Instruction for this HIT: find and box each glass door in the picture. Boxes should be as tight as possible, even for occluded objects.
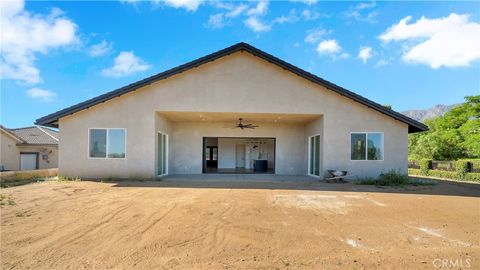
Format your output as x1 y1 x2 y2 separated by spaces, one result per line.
308 134 321 177
157 132 168 176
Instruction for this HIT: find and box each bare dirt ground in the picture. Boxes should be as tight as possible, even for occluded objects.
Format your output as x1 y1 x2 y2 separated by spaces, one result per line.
1 179 479 269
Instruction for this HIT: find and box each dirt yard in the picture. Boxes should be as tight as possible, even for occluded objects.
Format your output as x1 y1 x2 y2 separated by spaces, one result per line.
1 178 479 269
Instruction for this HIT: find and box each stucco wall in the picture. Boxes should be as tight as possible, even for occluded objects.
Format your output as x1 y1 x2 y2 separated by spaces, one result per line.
17 145 58 170
57 51 408 179
1 131 58 171
1 131 20 171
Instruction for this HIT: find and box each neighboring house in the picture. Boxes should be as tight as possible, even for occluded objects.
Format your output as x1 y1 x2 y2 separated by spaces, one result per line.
0 126 59 171
35 42 427 179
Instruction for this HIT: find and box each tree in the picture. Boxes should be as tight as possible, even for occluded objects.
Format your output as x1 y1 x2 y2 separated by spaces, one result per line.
408 95 480 160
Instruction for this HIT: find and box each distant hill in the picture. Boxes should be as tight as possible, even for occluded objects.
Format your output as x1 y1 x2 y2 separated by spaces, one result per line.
401 104 456 122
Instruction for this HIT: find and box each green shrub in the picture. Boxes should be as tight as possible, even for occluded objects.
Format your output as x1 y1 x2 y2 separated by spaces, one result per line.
57 176 81 182
420 159 432 175
377 170 411 185
464 173 480 182
427 170 461 180
357 170 435 186
455 160 471 178
355 177 378 185
356 170 410 186
408 168 421 176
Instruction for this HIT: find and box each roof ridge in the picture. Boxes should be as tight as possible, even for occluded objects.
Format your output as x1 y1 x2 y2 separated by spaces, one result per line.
35 42 427 133
9 126 37 131
36 125 59 141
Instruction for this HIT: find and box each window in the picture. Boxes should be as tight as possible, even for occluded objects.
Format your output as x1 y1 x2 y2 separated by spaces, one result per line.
351 132 383 161
157 132 168 176
89 129 126 158
308 134 321 176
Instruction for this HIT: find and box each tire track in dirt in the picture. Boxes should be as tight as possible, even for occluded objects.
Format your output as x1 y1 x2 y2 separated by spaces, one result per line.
139 204 178 235
61 204 133 246
204 191 236 257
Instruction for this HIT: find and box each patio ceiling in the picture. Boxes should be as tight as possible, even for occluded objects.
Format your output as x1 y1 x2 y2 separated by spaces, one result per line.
158 112 321 124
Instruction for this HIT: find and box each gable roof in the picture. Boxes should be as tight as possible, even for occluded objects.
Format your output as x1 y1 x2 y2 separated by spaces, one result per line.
35 42 427 133
0 125 25 143
7 126 58 145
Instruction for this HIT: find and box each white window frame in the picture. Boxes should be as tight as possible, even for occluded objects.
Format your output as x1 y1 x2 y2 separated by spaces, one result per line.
88 128 127 159
349 132 384 161
157 131 169 177
308 133 322 178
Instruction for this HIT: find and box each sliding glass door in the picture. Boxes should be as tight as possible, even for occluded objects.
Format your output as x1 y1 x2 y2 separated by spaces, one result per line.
157 132 168 176
308 134 321 176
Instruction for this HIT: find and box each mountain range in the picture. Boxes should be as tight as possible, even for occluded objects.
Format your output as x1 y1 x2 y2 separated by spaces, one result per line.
401 104 456 122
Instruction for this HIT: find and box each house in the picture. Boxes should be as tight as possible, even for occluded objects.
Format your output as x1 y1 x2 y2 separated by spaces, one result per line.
35 42 427 179
1 125 58 171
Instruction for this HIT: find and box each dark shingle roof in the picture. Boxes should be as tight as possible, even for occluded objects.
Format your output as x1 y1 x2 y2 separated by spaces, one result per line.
8 126 58 145
35 42 428 133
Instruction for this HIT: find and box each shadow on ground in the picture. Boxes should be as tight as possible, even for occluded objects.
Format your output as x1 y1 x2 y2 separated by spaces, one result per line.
108 174 480 198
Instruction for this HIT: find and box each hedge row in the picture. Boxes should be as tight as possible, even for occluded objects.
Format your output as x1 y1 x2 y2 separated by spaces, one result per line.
408 168 480 182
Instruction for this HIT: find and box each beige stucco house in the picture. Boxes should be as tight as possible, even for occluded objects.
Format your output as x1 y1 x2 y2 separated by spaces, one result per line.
1 126 58 171
35 43 426 179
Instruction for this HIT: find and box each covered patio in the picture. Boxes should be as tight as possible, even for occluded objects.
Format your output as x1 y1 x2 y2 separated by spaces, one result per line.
155 111 323 177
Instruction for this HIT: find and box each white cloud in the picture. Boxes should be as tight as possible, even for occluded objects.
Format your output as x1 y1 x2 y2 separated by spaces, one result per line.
0 0 78 84
205 3 247 29
301 9 320 21
88 40 113 57
27 88 57 102
290 0 317 5
346 1 377 23
317 39 341 54
358 46 373 63
244 17 271 32
206 13 225 29
273 9 299 24
101 51 151 77
210 0 232 10
379 13 480 69
316 39 349 59
120 0 140 4
247 0 269 16
226 4 247 18
304 28 331 44
162 0 202 11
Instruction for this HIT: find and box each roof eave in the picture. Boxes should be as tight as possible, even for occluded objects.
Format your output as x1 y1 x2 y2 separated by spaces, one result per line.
35 42 429 133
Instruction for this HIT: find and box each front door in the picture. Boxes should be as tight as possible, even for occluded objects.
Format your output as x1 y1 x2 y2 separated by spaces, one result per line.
20 153 38 171
205 146 218 168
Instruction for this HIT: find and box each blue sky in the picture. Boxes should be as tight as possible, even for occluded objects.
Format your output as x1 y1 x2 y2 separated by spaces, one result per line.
1 0 479 128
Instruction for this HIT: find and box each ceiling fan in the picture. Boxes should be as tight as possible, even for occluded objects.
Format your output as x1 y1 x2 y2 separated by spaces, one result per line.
235 118 259 129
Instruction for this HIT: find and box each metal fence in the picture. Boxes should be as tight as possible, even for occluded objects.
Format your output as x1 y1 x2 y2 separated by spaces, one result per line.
471 161 480 173
431 160 456 171
408 160 420 169
408 160 480 173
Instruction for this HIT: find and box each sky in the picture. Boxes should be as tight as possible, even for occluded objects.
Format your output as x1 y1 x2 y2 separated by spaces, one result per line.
1 0 480 128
